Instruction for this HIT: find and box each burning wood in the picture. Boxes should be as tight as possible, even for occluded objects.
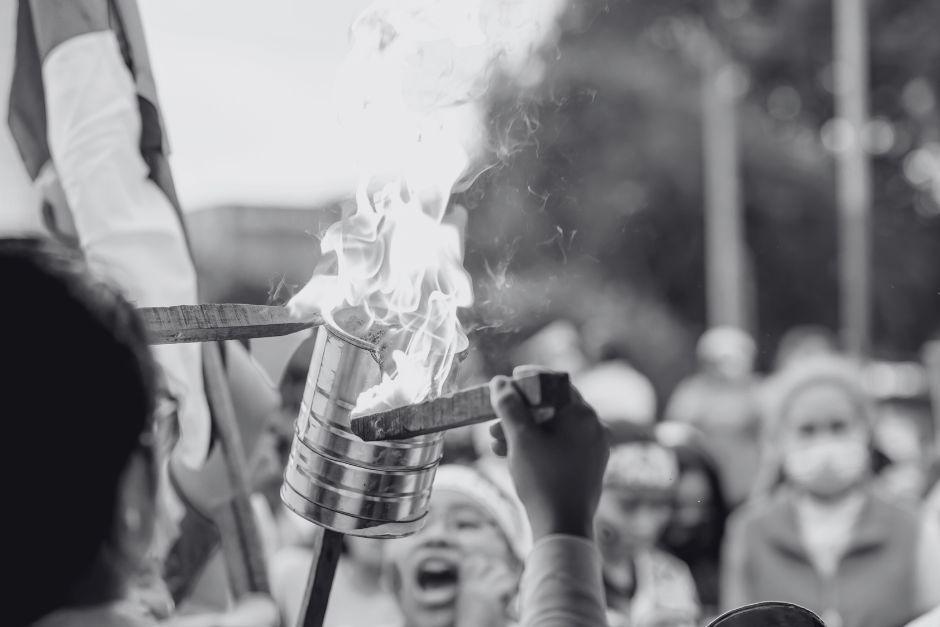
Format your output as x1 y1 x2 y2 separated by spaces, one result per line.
351 371 570 441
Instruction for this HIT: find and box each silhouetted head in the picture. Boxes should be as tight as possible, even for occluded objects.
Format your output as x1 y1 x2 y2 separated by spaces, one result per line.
2 238 157 624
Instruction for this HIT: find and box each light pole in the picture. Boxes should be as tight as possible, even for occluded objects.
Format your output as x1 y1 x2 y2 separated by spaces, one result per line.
833 0 873 359
702 35 747 332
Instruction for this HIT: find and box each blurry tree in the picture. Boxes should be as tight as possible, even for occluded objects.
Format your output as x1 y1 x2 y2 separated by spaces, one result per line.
463 0 940 394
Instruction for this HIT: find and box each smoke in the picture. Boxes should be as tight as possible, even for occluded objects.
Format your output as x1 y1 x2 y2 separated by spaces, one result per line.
288 0 568 411
336 0 568 196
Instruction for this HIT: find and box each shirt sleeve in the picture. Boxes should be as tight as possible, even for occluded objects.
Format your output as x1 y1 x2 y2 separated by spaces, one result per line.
720 510 752 612
905 605 940 627
41 29 211 468
914 490 940 612
519 534 609 627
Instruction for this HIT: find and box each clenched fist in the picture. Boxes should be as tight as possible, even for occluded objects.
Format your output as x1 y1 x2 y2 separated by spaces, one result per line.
488 366 610 541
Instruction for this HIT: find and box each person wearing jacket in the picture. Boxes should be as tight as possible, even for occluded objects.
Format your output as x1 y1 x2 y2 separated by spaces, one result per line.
722 356 940 627
657 423 730 621
596 429 700 627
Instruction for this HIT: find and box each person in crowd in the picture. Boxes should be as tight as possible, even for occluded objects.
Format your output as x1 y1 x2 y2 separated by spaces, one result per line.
574 360 659 427
7 239 611 626
574 359 697 624
288 365 612 627
6 237 158 626
867 361 935 505
511 319 591 376
596 427 700 627
664 326 763 507
722 355 940 627
4 238 278 627
773 325 839 371
906 476 940 627
656 423 730 621
382 463 529 627
488 368 611 626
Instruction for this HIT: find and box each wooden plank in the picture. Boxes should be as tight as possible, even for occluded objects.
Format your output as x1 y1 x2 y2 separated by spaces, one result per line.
141 304 321 344
350 372 570 441
296 528 345 627
201 342 270 596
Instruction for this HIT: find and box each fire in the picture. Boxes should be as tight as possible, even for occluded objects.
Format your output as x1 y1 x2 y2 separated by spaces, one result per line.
289 0 566 414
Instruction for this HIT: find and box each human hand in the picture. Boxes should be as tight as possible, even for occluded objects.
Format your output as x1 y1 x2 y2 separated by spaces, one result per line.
488 366 609 541
455 554 519 627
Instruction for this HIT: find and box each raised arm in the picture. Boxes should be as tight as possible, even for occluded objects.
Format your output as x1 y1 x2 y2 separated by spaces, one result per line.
489 368 611 627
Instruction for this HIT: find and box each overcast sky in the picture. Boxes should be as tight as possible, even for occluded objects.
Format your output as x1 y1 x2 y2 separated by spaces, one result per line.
139 0 371 210
0 0 371 228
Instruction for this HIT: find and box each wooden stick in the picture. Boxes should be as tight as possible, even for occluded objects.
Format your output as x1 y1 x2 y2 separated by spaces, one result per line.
296 528 345 627
201 343 270 596
141 304 321 344
351 372 570 441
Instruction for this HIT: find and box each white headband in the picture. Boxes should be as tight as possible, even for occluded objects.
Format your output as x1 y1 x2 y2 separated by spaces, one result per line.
433 463 530 560
605 442 679 492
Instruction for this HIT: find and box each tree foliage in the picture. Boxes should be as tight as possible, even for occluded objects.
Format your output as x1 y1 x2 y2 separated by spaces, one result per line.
464 0 940 391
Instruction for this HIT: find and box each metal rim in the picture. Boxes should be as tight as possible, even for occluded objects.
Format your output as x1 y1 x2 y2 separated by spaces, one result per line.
296 413 443 469
705 602 825 627
287 443 440 492
281 482 428 538
322 319 380 354
283 463 433 519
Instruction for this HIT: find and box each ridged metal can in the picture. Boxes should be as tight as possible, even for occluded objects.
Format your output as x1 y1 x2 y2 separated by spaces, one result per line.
281 324 443 537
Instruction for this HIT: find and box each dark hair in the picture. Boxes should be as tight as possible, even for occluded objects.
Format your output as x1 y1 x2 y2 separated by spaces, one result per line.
659 435 730 610
2 238 157 624
663 440 730 550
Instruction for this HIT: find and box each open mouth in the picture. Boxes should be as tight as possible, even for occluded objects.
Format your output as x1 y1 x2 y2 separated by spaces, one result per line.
412 556 459 607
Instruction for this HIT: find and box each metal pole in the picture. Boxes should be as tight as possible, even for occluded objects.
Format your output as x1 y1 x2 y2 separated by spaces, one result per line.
834 0 872 359
702 36 746 330
297 528 344 627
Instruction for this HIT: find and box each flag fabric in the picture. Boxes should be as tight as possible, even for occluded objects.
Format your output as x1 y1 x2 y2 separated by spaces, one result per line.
7 0 211 468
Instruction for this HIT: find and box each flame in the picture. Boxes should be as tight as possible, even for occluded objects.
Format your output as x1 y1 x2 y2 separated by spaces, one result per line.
289 0 566 414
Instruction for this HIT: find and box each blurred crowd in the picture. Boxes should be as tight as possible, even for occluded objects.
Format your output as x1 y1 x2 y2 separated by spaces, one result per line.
252 316 940 627
548 320 938 627
399 324 938 627
6 236 939 627
552 321 939 627
4 1 938 626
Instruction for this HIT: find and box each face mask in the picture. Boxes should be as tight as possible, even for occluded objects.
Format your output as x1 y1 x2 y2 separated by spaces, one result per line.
783 437 869 498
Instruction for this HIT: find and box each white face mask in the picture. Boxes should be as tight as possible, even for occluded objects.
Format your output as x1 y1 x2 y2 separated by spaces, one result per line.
783 437 869 498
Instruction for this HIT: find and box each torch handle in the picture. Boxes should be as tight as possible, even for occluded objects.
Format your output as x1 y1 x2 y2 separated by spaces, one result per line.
296 528 345 627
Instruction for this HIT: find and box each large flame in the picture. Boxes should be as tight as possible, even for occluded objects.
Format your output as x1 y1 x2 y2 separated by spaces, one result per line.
289 0 565 414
